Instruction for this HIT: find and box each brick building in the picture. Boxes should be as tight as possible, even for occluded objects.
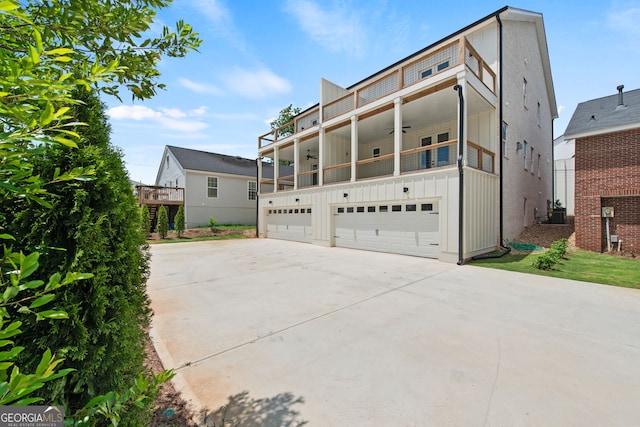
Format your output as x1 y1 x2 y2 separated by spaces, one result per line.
564 86 640 253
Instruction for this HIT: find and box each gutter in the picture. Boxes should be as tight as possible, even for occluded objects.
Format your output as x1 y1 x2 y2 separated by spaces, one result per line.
454 84 464 265
255 158 259 238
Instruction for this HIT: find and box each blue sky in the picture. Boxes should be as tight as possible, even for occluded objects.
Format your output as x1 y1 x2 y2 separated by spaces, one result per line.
104 0 640 185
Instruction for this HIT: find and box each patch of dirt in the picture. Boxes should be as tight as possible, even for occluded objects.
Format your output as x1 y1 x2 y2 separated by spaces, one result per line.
145 336 198 427
510 217 576 254
148 227 256 241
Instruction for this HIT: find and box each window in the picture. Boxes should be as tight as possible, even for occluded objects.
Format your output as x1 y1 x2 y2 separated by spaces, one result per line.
207 176 218 198
347 207 354 213
502 122 508 157
437 60 450 71
530 147 535 172
373 147 381 158
379 205 388 212
537 102 541 127
420 69 433 79
175 177 179 187
166 155 170 168
406 204 417 211
421 203 433 211
367 206 376 213
437 132 450 166
392 205 402 212
248 181 257 200
357 206 365 213
537 153 541 178
312 164 318 186
523 141 528 170
337 207 344 213
421 136 432 168
523 78 527 108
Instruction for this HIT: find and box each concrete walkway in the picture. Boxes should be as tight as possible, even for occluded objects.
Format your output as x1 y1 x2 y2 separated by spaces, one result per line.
148 239 640 426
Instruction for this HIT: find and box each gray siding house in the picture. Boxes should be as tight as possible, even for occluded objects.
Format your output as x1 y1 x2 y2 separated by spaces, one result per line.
155 146 278 227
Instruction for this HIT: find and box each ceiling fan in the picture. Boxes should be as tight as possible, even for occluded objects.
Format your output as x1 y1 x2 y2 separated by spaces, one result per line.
306 149 317 160
387 125 411 134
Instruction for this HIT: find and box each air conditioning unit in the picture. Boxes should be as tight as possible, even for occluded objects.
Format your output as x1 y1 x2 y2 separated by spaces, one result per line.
601 207 615 218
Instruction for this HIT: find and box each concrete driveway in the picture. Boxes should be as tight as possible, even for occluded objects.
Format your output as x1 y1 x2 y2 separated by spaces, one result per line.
148 239 640 426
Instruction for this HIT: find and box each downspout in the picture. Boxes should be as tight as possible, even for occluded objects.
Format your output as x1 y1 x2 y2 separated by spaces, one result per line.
454 84 464 265
497 12 505 247
255 158 259 238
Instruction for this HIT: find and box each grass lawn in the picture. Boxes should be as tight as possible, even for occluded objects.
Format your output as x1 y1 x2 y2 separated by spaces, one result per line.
470 249 640 289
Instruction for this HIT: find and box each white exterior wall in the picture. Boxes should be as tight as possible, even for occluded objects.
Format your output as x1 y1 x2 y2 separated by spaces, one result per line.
156 150 185 188
554 158 575 216
501 19 554 241
184 171 256 227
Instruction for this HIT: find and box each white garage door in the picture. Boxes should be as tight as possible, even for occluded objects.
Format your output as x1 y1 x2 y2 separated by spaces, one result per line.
266 207 312 243
334 202 440 258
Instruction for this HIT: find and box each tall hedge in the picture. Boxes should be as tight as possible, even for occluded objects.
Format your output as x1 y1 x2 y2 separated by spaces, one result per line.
3 90 152 421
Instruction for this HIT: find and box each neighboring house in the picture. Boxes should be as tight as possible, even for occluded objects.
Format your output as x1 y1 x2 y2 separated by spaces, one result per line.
564 85 640 253
150 146 285 228
257 6 557 263
553 135 575 216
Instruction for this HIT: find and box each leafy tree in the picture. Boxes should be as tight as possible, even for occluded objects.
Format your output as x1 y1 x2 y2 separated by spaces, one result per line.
0 0 201 423
157 206 169 239
4 89 155 423
175 204 185 237
270 104 301 138
141 205 151 236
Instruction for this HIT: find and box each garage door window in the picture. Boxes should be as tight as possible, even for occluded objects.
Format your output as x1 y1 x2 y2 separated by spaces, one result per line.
406 204 417 211
368 206 376 212
392 205 402 212
421 203 433 211
380 206 388 212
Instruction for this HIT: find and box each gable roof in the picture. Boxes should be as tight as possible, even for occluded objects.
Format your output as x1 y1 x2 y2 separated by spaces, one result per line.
163 146 291 180
564 88 640 139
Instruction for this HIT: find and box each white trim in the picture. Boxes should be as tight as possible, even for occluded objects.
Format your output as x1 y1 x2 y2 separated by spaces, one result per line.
206 176 219 199
565 122 640 140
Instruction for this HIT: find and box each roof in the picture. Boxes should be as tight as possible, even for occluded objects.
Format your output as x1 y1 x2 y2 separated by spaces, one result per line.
164 145 292 179
564 88 640 138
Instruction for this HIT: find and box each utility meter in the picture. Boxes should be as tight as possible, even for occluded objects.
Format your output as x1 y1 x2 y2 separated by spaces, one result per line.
601 207 615 218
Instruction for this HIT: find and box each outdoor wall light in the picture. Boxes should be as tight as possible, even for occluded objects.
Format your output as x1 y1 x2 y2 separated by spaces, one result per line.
268 200 273 204
295 198 299 202
403 187 409 193
343 193 348 198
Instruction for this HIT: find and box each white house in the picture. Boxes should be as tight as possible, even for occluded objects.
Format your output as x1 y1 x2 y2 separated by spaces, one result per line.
553 135 575 216
153 146 287 228
257 6 557 263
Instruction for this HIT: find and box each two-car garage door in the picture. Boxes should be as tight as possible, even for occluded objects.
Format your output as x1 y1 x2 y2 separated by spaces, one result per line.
334 201 440 258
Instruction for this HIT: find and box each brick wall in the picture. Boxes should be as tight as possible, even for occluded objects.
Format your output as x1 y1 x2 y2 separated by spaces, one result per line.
575 127 640 252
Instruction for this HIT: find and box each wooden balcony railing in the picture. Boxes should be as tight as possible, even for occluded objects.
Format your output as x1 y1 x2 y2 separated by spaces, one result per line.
136 186 184 205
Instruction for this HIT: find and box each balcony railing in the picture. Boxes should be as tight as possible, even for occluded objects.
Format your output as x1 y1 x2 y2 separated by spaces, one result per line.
298 170 318 188
259 36 495 148
401 140 457 173
136 186 184 205
356 153 394 180
323 163 351 184
467 141 495 173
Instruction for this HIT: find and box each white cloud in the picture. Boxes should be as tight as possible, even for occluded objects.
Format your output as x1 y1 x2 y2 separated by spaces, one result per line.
608 6 640 35
162 108 187 119
190 106 209 116
107 105 209 133
211 112 259 121
107 105 161 120
284 0 365 56
179 78 223 95
221 67 292 99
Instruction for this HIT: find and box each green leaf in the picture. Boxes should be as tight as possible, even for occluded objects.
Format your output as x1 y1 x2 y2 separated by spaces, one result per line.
39 102 54 126
2 287 18 303
29 294 55 309
45 48 75 56
28 45 40 65
35 349 52 376
0 234 15 240
0 1 20 12
52 136 78 148
36 310 68 320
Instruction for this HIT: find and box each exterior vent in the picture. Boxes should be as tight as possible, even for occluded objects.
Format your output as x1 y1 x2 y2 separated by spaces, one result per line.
615 85 627 111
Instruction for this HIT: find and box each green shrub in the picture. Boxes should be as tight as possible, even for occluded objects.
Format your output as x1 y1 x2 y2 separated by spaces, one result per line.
175 205 185 237
550 238 568 259
532 252 555 270
208 217 218 232
532 238 569 270
157 206 169 239
141 205 151 236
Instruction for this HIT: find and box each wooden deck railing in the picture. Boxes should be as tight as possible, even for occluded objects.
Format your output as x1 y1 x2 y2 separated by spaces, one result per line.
136 186 184 205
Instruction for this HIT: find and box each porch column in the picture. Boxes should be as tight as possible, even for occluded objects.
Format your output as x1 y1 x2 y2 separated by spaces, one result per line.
257 155 263 193
318 127 324 186
393 97 402 176
273 147 279 193
351 115 358 182
293 137 299 190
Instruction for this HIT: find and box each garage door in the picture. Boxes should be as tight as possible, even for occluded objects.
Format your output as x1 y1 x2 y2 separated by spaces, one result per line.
266 207 312 243
334 202 439 258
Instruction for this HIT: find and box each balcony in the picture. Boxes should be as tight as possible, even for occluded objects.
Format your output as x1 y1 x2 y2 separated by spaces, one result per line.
136 186 184 205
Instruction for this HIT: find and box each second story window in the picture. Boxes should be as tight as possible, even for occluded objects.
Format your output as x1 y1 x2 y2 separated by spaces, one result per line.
523 78 528 108
502 122 508 158
523 141 528 170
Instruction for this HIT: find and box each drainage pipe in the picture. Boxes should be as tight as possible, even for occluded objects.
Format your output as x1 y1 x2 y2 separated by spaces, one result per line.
497 13 505 247
454 84 464 265
255 158 260 238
